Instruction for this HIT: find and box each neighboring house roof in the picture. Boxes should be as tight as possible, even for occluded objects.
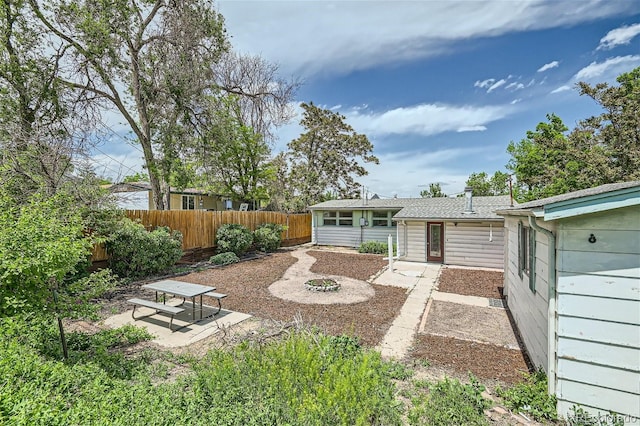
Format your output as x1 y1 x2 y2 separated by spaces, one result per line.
310 195 513 221
496 181 640 221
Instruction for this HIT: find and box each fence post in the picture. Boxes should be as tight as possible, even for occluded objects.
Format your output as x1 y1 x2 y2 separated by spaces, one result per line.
286 214 290 240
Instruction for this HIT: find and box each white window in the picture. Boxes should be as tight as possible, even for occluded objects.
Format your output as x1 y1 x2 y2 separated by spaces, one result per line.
323 211 353 226
372 211 397 227
182 195 195 210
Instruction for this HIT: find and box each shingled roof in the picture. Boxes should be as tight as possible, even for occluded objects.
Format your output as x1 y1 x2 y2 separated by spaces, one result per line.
310 195 513 220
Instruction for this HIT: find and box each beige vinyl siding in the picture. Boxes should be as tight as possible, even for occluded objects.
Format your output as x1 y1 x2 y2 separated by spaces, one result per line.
555 206 640 419
404 221 427 262
503 216 553 371
444 222 504 269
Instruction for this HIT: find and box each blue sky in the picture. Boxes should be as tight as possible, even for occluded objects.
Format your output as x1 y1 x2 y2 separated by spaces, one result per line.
95 0 640 198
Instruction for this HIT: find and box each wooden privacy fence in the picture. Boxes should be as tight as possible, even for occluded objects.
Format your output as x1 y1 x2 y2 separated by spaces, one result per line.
91 210 312 262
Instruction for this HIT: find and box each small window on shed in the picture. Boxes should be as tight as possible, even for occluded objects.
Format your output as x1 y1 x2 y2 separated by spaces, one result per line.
517 221 536 293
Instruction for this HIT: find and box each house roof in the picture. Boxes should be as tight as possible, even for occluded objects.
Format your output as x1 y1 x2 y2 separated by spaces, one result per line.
497 181 640 220
310 195 513 220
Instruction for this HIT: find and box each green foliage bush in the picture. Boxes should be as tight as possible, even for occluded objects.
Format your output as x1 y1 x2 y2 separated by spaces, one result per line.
0 321 404 425
210 252 240 266
408 375 491 425
0 192 97 316
106 219 183 279
358 240 388 254
215 223 253 256
496 369 557 422
253 223 284 252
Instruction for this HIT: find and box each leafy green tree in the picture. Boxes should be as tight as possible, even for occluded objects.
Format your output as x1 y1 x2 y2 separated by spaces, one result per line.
197 96 273 205
420 183 445 198
507 114 586 201
465 171 510 196
574 67 640 183
287 102 379 208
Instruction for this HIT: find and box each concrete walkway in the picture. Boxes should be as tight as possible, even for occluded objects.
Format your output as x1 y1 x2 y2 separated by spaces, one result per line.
374 261 440 359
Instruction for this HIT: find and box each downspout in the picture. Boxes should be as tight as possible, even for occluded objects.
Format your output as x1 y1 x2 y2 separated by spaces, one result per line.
528 215 557 395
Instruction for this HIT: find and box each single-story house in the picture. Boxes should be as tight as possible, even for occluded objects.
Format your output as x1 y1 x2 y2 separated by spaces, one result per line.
496 181 640 420
107 182 241 211
309 188 513 269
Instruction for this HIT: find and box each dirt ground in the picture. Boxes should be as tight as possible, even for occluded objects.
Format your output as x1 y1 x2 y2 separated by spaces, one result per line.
410 267 532 388
98 249 531 383
437 266 504 299
99 249 406 347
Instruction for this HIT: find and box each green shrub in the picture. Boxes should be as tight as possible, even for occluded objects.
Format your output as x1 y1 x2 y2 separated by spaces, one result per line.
210 252 240 266
193 331 404 425
215 223 253 256
496 369 557 421
408 375 491 425
0 323 403 425
253 223 284 252
106 219 183 279
359 240 388 254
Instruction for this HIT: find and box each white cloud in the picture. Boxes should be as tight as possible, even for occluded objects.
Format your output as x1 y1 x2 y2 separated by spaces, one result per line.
505 82 525 91
574 55 640 81
345 103 510 137
487 79 507 93
218 0 636 77
597 23 640 50
457 125 487 132
360 150 478 197
510 98 522 105
550 85 571 94
474 78 495 89
537 60 560 72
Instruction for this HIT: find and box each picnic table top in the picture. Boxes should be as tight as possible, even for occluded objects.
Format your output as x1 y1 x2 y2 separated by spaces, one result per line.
143 280 215 298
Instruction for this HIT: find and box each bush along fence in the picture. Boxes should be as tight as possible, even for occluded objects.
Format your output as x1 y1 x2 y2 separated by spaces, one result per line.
91 210 312 262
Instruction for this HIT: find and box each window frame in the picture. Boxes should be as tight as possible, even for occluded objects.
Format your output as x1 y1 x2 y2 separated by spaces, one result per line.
517 220 536 293
322 211 353 226
371 210 397 227
182 194 195 210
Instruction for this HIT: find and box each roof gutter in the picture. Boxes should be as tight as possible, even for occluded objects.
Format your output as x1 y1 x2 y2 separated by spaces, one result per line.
528 215 557 396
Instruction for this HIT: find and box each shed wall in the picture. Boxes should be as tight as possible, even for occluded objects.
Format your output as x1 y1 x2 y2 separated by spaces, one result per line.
555 205 640 419
502 216 553 372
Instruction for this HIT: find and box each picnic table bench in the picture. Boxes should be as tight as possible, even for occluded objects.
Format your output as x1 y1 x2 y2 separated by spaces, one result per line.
128 298 185 331
204 292 227 315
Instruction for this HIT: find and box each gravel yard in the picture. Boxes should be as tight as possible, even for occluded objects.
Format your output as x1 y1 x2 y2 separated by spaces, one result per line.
101 249 406 347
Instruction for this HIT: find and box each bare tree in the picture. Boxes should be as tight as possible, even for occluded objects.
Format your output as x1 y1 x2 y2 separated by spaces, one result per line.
213 51 299 142
27 0 229 209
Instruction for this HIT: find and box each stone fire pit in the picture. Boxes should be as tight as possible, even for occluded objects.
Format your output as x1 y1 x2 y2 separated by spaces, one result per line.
304 278 341 292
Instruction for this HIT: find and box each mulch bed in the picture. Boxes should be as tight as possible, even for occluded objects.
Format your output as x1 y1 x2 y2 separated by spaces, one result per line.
307 250 388 281
437 267 504 299
174 250 406 347
410 334 531 385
